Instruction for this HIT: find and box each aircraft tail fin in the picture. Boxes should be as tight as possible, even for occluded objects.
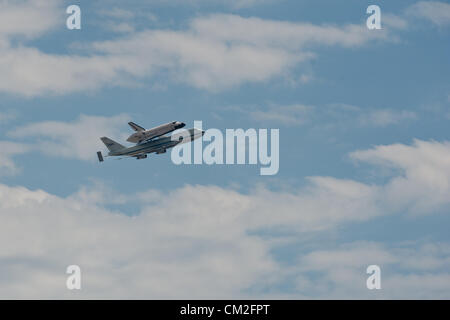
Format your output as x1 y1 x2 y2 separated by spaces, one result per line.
128 122 145 132
100 137 125 152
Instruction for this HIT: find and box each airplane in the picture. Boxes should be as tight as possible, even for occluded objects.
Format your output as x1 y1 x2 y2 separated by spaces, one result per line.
97 121 204 162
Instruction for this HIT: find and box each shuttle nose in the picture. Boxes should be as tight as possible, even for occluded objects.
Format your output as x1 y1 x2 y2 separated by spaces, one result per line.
176 122 186 129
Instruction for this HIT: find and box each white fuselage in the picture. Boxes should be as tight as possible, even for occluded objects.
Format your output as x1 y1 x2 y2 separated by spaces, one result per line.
127 121 185 143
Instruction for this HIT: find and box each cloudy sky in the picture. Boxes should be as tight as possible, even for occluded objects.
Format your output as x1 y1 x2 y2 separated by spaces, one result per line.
0 0 449 299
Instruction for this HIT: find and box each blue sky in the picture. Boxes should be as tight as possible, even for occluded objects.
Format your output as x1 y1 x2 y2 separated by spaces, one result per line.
0 0 449 298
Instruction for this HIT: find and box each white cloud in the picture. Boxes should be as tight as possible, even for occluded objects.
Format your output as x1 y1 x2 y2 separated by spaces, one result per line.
230 104 314 126
229 103 416 127
188 14 387 48
1 138 450 298
0 47 144 96
0 183 276 299
0 0 61 41
250 105 312 126
407 1 450 26
0 1 390 96
322 104 417 128
205 0 275 9
0 180 449 298
97 7 157 34
225 0 273 9
99 7 136 20
383 13 409 30
108 22 135 34
294 241 450 299
0 141 29 176
8 114 130 161
358 109 417 127
113 0 277 10
351 139 450 214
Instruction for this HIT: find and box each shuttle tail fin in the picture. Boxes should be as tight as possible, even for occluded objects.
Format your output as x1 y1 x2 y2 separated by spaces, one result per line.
128 122 145 132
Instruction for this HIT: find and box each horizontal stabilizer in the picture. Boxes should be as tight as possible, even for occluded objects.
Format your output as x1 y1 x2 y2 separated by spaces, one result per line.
128 122 145 132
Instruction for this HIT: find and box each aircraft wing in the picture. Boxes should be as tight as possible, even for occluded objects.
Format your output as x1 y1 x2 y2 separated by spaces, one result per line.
128 122 145 132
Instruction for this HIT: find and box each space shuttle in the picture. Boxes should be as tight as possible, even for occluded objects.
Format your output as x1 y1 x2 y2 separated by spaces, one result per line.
126 121 185 144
